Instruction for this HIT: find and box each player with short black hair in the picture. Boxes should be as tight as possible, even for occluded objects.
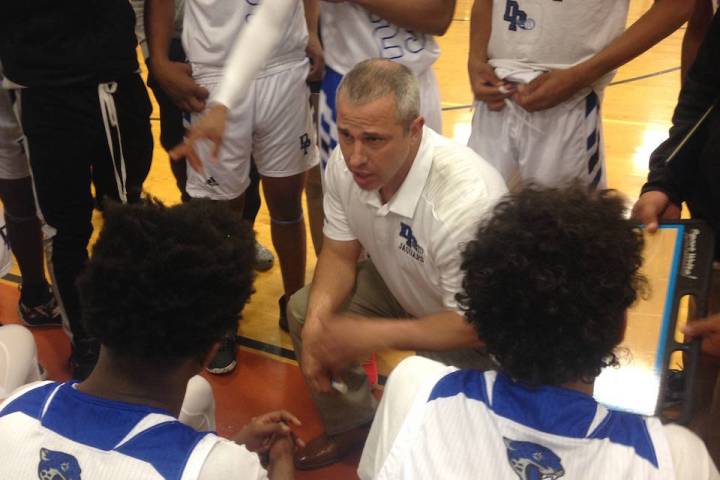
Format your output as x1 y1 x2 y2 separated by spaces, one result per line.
0 200 299 479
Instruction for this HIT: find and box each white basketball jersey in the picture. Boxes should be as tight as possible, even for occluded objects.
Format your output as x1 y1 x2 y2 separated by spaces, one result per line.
0 382 221 479
487 0 629 90
320 3 440 76
376 370 677 479
183 0 307 73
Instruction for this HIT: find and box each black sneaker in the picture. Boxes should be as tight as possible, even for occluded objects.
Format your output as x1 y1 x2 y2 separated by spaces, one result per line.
206 334 237 374
278 296 288 332
69 339 100 381
18 287 63 327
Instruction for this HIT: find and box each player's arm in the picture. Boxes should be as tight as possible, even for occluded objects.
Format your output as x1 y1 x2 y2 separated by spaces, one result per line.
145 0 209 112
515 0 692 111
169 0 297 170
304 0 324 82
634 12 720 231
468 0 513 110
681 0 715 83
336 0 456 35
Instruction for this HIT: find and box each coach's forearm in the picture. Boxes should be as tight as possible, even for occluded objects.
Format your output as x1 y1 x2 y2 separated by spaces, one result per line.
381 311 483 352
352 0 456 36
305 237 361 330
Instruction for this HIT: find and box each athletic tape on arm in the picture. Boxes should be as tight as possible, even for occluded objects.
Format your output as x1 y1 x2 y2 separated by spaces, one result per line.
213 0 297 110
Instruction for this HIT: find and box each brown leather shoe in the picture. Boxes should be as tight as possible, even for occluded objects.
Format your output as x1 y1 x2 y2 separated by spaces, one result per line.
294 425 371 470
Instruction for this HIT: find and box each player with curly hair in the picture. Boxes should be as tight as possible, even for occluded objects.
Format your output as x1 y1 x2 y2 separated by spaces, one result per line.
0 199 301 479
359 184 719 479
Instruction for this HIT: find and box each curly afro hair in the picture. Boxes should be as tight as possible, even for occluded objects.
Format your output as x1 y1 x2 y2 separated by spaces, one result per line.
77 199 255 364
457 184 646 387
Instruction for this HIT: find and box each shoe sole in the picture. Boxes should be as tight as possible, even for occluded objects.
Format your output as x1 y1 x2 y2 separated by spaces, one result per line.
17 305 62 328
206 359 237 375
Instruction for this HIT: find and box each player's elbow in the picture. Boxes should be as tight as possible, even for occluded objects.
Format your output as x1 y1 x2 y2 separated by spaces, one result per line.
428 4 455 36
658 0 693 24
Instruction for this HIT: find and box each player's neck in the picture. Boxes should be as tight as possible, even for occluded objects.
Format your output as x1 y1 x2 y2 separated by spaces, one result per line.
562 380 595 396
77 347 198 417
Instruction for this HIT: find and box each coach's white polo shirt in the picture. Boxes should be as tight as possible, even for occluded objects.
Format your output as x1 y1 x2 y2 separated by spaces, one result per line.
324 126 507 318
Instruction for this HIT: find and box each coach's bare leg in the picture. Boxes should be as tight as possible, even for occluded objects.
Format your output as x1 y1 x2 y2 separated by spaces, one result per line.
262 172 307 297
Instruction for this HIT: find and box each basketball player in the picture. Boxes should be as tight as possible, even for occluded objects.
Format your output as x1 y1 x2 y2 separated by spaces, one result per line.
359 185 719 479
0 1 154 380
0 65 61 327
0 200 300 479
316 0 456 170
147 0 320 372
467 0 691 189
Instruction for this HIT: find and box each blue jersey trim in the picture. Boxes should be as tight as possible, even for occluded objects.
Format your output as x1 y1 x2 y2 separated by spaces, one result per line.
115 421 208 479
0 382 57 419
428 370 659 468
1 381 210 477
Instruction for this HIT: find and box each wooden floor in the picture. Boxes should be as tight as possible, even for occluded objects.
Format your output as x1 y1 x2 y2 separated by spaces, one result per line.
0 1 689 478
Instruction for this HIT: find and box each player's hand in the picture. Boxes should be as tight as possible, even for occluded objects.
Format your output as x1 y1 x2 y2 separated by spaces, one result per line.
631 190 681 233
468 58 514 111
513 67 586 112
151 60 209 113
233 410 304 453
268 432 295 463
306 32 325 82
684 314 720 358
169 103 228 174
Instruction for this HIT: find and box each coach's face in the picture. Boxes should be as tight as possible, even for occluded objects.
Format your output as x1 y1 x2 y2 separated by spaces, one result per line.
336 92 423 201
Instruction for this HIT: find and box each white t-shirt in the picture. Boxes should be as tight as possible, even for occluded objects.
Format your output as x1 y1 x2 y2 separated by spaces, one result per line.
360 357 720 480
183 0 307 79
487 0 629 91
0 381 268 479
320 3 440 77
323 127 507 317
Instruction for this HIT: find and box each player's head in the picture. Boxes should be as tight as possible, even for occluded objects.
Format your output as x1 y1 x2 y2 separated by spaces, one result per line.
457 184 646 387
336 59 424 193
77 199 255 369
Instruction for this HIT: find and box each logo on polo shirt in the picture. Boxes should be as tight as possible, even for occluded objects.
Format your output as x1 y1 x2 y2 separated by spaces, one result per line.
398 222 424 263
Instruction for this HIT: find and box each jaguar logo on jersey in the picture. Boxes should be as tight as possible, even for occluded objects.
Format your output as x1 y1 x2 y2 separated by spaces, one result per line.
504 438 565 480
503 1 535 31
398 222 424 263
38 448 82 480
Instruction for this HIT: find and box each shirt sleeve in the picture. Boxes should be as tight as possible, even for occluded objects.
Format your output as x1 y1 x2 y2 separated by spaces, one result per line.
197 439 269 480
322 147 357 242
641 11 720 204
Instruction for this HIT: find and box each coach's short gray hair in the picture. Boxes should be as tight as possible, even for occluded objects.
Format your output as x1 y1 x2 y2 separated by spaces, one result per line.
337 59 421 130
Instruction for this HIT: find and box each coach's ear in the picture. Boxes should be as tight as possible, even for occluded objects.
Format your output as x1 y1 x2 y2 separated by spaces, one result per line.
409 115 424 140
